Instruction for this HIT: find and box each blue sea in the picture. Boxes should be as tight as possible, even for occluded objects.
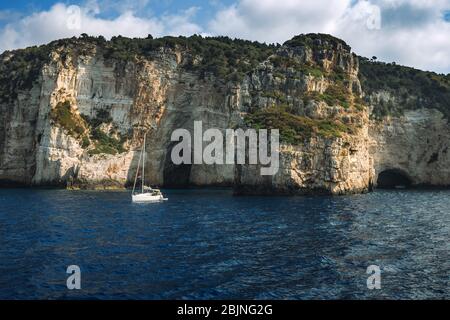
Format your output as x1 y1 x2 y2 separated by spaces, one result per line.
0 188 448 299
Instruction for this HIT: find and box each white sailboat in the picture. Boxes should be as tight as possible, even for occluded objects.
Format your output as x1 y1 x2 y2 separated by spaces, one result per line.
132 132 167 203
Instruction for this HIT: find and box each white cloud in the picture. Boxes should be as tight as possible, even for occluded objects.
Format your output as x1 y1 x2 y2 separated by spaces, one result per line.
160 7 203 36
208 0 450 73
336 1 450 73
0 2 202 53
209 0 351 44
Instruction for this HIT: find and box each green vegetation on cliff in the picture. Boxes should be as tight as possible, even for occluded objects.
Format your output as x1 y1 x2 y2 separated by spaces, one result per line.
81 109 113 128
51 101 87 138
4 32 448 143
101 35 277 81
51 102 126 155
269 55 325 78
359 57 450 119
88 128 126 156
304 85 351 109
0 34 276 87
284 33 351 52
244 106 353 144
0 45 51 102
81 109 126 155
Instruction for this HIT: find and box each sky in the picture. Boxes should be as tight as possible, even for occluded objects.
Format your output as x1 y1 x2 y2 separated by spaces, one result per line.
0 0 449 74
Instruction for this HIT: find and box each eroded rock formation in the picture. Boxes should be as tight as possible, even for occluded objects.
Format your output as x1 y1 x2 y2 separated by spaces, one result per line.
0 34 448 193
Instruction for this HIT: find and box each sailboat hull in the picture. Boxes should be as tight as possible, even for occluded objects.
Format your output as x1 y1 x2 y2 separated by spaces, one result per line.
132 193 164 203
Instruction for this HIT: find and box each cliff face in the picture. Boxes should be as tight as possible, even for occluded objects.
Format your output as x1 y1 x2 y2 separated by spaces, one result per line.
368 105 450 187
0 34 449 193
359 58 450 188
0 37 241 188
235 35 374 194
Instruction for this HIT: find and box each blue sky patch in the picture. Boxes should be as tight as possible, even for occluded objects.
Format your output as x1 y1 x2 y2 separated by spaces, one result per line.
443 10 450 21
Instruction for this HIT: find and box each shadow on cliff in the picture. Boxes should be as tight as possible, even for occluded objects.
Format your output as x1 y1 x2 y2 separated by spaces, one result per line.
162 140 192 188
124 127 192 190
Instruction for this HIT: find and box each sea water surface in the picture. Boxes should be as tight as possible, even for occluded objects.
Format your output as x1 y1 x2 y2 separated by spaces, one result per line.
0 188 448 299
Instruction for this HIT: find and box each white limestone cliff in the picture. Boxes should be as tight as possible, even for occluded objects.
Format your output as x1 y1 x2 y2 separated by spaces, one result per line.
0 36 449 194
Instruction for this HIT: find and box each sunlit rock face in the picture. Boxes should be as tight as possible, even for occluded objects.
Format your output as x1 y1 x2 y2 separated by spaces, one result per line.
0 34 449 193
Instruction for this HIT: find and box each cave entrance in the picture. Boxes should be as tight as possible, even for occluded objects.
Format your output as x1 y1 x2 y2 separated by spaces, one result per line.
163 141 192 188
377 169 412 189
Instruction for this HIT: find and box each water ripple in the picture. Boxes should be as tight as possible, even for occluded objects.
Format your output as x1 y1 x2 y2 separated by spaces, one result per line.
0 188 448 299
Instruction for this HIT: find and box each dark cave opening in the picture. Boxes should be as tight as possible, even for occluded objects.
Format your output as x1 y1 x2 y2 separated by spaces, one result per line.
162 141 192 188
377 169 412 189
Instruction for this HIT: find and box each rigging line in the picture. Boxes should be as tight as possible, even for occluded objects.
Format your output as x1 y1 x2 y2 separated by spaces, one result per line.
142 132 146 193
132 139 143 195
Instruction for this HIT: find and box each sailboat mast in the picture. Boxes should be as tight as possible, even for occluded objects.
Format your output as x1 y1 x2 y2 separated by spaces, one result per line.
142 133 146 193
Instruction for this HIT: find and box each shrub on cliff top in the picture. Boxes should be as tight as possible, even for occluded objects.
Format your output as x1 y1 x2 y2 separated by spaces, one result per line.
0 45 51 102
101 35 277 81
284 33 351 52
359 57 450 119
